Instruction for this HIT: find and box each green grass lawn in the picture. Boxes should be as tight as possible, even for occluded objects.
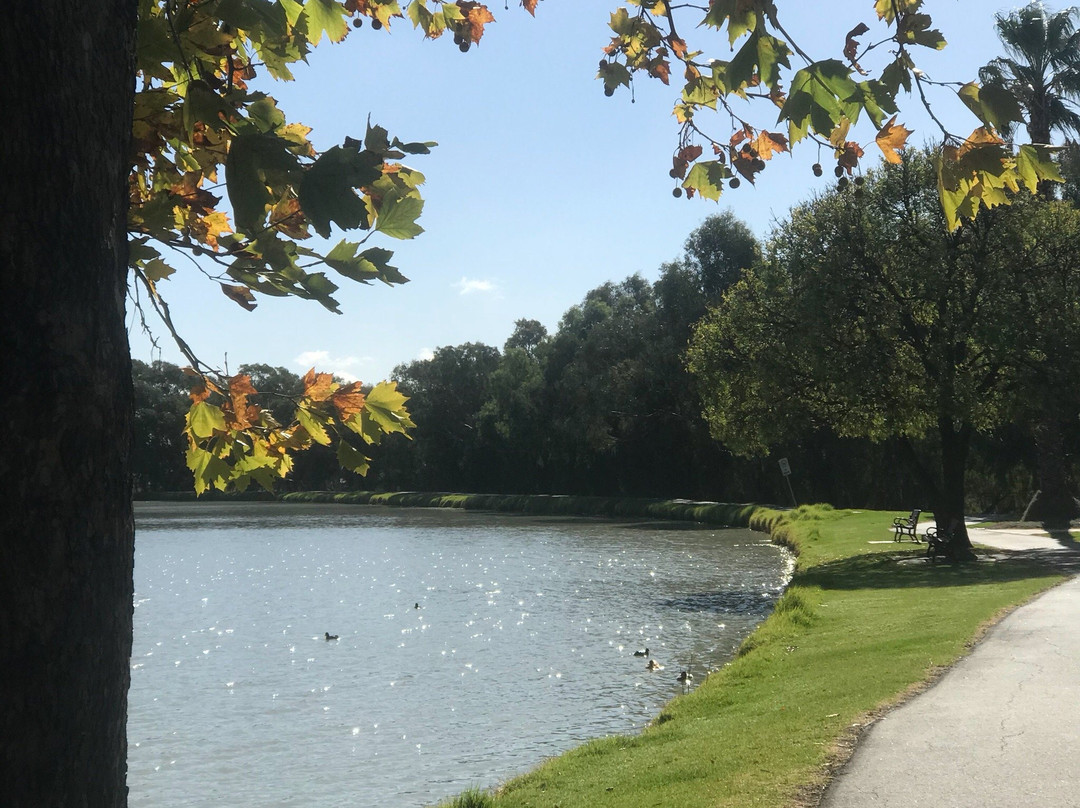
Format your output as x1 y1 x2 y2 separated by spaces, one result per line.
439 505 1067 808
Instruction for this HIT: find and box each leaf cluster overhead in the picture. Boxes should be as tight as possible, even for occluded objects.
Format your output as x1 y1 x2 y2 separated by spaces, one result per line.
130 0 538 491
600 0 1063 228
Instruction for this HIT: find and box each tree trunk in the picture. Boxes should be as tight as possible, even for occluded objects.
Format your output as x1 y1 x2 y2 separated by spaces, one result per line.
935 419 973 552
0 3 137 806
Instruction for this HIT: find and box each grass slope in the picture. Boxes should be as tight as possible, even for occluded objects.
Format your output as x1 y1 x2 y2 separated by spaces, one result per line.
431 505 1065 808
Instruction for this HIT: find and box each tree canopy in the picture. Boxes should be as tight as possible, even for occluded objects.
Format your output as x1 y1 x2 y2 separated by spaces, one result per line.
687 151 1080 539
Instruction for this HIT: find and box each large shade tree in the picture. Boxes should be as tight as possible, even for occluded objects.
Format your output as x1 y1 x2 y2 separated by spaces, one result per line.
688 153 1080 548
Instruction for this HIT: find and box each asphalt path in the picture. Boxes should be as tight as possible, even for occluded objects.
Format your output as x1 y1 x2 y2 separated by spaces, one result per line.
820 527 1080 808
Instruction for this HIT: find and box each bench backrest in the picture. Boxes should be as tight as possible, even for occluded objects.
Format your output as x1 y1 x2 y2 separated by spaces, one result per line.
909 508 921 521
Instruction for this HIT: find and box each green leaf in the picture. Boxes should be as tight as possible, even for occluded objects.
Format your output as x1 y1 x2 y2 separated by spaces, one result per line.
143 257 176 282
337 440 371 475
279 0 305 27
187 401 226 439
186 445 232 495
362 381 414 437
849 80 898 129
182 80 236 136
1016 144 1064 193
226 133 302 233
300 272 342 312
296 405 332 445
756 34 791 89
128 238 161 263
407 0 435 32
979 84 1024 133
375 190 425 239
248 97 287 133
300 0 349 45
298 146 382 238
703 0 757 45
391 137 437 155
365 121 392 154
727 31 759 93
683 161 731 201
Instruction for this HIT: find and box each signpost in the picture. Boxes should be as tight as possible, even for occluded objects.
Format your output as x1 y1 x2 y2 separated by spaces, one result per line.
778 457 797 507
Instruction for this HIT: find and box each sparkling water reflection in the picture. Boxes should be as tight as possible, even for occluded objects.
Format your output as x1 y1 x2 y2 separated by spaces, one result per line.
129 502 791 807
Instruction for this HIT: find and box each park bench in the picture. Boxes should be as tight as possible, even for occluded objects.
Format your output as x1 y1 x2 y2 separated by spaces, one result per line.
892 509 922 542
924 521 961 563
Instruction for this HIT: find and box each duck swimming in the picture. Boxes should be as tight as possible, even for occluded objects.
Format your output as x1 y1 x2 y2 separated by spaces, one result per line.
325 632 339 641
677 670 693 683
633 648 650 657
646 659 663 671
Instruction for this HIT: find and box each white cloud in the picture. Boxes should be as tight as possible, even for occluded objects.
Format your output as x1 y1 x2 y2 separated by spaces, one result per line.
293 350 373 383
454 277 496 295
417 348 435 362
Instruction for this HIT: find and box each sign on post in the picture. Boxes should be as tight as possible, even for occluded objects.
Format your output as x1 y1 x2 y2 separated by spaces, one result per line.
778 457 797 507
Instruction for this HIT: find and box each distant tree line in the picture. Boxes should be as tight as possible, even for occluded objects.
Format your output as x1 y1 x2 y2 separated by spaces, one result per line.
134 198 1080 513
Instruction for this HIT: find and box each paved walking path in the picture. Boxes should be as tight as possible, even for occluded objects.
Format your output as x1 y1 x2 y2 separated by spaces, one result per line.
821 527 1080 808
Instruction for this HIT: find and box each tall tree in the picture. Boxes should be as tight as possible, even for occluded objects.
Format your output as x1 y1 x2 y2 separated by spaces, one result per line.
688 153 1080 548
981 1 1080 520
392 343 502 491
2 3 137 804
980 2 1080 158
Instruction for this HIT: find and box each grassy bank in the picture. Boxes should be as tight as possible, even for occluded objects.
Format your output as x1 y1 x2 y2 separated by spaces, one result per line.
282 490 761 526
415 504 1065 808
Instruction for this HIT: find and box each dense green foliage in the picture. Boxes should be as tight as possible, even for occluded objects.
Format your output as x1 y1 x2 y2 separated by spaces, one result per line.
688 152 1080 536
136 194 1079 514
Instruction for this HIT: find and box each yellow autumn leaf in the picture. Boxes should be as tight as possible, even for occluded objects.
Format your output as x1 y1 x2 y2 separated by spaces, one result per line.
753 130 788 161
828 118 851 150
875 115 912 164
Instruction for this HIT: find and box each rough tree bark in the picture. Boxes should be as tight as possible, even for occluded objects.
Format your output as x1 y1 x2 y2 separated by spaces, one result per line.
0 2 138 806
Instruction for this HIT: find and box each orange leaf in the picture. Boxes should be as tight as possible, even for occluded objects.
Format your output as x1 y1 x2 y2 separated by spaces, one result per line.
331 382 367 419
837 141 865 170
302 368 336 402
229 373 258 396
189 382 211 404
226 374 257 430
753 130 788 161
459 1 495 42
678 144 704 163
522 0 539 15
670 36 687 60
649 57 671 85
875 115 912 164
270 197 310 240
958 126 1005 156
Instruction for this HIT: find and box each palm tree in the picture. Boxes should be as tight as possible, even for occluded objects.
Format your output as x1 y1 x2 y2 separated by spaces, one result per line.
980 2 1080 161
981 3 1080 523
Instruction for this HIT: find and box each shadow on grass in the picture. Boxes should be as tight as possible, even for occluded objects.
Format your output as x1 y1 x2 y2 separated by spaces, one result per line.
798 548 1077 591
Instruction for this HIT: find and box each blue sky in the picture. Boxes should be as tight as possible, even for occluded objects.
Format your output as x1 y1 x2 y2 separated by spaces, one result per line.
129 0 1009 383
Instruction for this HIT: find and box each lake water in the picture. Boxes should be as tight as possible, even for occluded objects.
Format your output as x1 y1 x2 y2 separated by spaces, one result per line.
128 502 792 807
